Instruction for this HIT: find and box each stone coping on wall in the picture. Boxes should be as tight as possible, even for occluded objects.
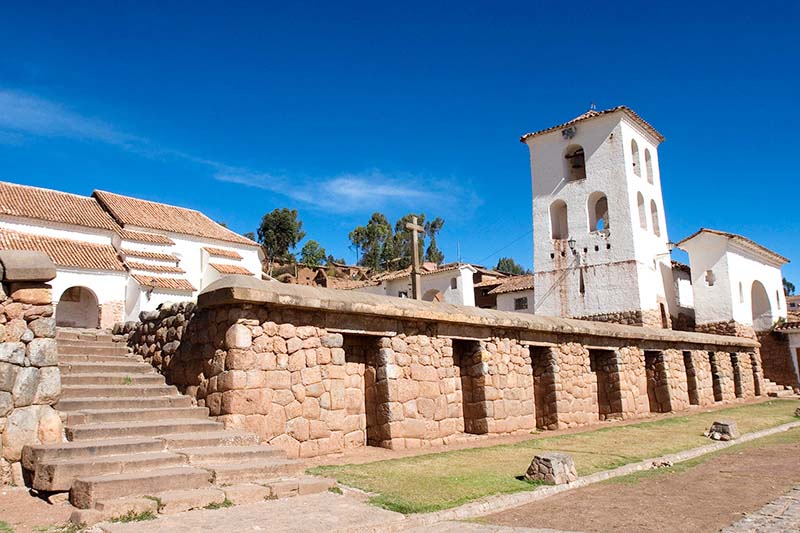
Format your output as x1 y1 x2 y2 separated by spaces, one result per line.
198 276 758 351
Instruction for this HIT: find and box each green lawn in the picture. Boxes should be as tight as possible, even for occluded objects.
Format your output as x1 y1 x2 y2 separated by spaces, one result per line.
309 399 800 513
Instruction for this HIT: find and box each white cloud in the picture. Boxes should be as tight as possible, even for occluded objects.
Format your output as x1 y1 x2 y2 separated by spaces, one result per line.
0 88 479 216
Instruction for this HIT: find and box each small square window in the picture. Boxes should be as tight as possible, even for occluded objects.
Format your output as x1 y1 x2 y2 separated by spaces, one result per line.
514 297 528 310
450 278 458 289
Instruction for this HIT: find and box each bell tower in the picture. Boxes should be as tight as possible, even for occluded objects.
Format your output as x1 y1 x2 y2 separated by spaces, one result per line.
521 106 674 327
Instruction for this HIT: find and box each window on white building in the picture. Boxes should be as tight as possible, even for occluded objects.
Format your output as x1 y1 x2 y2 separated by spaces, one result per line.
705 270 716 287
564 145 586 181
739 282 744 303
645 149 654 184
450 277 458 289
650 200 661 236
588 192 609 232
631 139 641 177
550 199 569 240
514 297 528 310
637 192 647 229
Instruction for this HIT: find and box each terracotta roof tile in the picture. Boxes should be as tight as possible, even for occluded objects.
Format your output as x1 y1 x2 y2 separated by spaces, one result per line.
520 106 665 143
209 263 253 275
0 181 120 231
474 278 505 288
203 246 243 260
93 190 259 247
126 261 186 274
0 229 124 271
488 275 535 295
131 274 195 291
120 249 179 262
118 229 174 245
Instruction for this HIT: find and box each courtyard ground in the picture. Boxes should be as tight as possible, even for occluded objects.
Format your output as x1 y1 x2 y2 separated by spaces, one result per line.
310 399 800 513
479 427 800 532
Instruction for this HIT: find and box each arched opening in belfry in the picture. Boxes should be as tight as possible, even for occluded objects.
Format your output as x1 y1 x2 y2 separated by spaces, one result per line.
637 192 647 230
56 286 99 329
650 200 661 236
564 144 586 181
587 192 609 232
631 139 641 177
645 148 654 183
751 280 773 331
550 200 569 240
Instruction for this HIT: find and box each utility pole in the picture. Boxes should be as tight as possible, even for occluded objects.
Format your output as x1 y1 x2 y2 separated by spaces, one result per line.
405 216 424 299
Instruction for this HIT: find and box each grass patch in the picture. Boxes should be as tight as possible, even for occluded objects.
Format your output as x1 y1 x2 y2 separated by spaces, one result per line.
34 524 86 533
0 521 13 533
143 495 164 512
109 510 157 523
123 376 133 385
328 486 343 495
309 399 799 514
204 499 234 510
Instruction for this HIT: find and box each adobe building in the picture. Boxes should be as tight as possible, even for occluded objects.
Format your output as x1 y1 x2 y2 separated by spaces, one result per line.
0 181 262 329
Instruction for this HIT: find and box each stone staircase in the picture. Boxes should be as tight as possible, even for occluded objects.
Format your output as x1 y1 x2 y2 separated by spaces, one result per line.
22 330 332 524
763 377 797 398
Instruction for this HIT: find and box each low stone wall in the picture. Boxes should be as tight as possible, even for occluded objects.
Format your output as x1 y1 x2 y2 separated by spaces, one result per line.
121 277 763 458
0 252 62 485
757 331 799 389
696 320 757 340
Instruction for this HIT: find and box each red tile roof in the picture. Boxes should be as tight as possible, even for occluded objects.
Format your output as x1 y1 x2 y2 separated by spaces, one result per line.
126 261 185 274
488 275 535 295
209 263 253 275
520 106 665 143
93 190 258 247
0 181 119 231
119 249 179 263
203 246 243 260
0 228 124 272
131 274 195 291
118 229 174 245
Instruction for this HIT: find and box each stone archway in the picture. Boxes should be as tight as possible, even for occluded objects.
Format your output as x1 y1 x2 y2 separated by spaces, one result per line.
56 286 99 328
751 281 773 331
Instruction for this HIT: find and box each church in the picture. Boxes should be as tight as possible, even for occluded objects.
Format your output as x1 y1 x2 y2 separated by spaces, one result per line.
0 181 263 329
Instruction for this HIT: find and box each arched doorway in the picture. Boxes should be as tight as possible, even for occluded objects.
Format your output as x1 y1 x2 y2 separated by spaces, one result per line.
422 289 444 302
751 281 773 331
56 286 99 328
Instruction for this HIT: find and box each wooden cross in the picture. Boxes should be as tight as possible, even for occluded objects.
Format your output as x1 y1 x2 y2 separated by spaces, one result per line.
405 216 424 300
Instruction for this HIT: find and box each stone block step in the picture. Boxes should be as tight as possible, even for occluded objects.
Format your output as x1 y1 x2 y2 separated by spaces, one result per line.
58 345 130 356
161 430 260 449
22 437 165 471
33 451 187 491
61 384 176 399
175 445 284 465
70 466 213 509
59 362 154 375
66 406 210 425
61 373 165 386
66 419 224 441
206 459 304 484
56 395 193 411
58 338 120 348
58 354 139 364
768 389 795 398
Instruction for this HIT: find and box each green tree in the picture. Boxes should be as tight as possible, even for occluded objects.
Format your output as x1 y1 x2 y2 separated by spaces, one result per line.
495 257 529 275
257 208 306 265
783 277 796 296
299 240 327 266
349 213 393 271
243 231 256 241
424 217 445 265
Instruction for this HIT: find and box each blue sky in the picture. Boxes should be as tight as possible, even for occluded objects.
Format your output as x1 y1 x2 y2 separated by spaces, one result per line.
1 2 798 282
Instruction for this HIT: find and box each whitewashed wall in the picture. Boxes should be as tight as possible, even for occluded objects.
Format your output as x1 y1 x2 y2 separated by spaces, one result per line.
496 290 535 314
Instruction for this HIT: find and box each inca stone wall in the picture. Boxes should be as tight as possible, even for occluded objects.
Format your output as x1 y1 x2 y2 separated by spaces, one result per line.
119 277 764 458
757 331 799 389
0 252 62 485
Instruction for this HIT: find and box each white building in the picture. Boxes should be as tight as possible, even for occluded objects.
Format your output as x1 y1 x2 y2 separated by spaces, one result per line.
0 181 263 328
522 106 674 327
677 228 788 332
352 263 477 306
489 275 535 314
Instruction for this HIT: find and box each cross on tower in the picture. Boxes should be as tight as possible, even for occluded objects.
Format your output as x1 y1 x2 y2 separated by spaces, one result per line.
405 216 424 300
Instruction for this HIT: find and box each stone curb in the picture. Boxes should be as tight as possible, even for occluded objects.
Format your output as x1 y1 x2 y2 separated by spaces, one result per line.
401 420 800 529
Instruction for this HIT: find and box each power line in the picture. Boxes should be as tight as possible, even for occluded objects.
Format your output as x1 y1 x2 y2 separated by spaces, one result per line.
474 228 533 265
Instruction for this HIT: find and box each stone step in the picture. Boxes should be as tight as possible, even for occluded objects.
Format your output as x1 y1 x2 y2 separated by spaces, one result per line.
66 407 210 425
175 445 284 465
56 395 193 411
58 354 139 364
70 466 213 509
61 373 165 386
22 437 166 471
66 419 224 441
58 339 120 348
768 389 796 398
59 362 154 375
56 331 113 343
161 430 261 449
206 459 304 484
58 345 130 356
61 384 176 399
33 451 187 492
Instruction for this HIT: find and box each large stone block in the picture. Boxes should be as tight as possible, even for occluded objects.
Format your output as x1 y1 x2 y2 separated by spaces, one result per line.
0 391 12 417
27 317 56 339
524 453 578 485
3 321 27 343
12 367 38 407
2 405 40 461
0 343 25 366
225 324 252 350
27 338 57 367
33 367 60 405
8 285 51 305
707 420 739 441
0 251 56 282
